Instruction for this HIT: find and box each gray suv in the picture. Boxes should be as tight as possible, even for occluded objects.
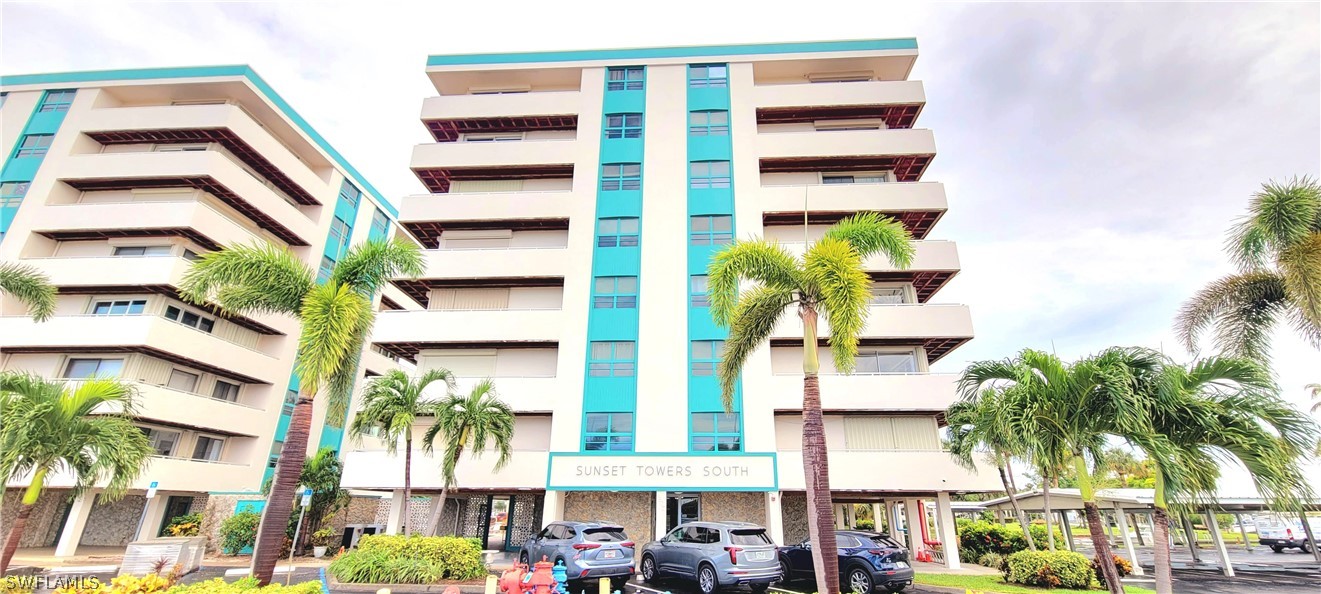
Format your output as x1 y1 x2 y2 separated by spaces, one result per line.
520 521 634 589
640 521 779 594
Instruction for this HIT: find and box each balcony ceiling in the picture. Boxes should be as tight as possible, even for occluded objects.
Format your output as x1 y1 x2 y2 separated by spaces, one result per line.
0 345 270 384
756 104 922 129
412 165 574 193
36 226 222 251
402 217 569 249
424 115 578 142
61 177 308 246
372 340 558 363
869 271 957 302
759 155 933 182
770 336 969 363
86 129 319 205
390 276 564 307
762 210 945 240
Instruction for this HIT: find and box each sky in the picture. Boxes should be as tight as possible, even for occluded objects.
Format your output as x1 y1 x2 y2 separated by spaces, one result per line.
3 1 1320 482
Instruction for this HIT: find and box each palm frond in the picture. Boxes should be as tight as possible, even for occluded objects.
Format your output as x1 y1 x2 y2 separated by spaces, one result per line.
1280 232 1321 338
331 239 425 297
1228 176 1321 269
0 262 56 322
715 285 794 411
822 212 915 266
178 242 313 316
804 237 871 373
295 283 370 398
1175 271 1289 359
322 299 376 426
707 240 801 327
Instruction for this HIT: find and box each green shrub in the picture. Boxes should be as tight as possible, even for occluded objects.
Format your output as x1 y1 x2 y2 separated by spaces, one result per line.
977 552 1004 570
164 513 202 537
330 535 485 583
1004 550 1096 589
956 520 1066 561
1091 554 1133 583
166 577 322 594
855 518 875 530
218 511 261 555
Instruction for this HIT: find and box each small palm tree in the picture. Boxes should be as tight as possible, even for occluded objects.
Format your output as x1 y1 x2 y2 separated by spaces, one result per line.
0 372 155 573
709 212 913 594
349 369 456 534
1128 356 1318 594
420 379 514 536
946 387 1037 551
179 239 422 584
0 261 56 321
1177 177 1321 360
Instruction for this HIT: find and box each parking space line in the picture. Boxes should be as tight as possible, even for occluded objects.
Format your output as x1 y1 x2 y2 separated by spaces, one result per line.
769 587 806 594
626 583 669 594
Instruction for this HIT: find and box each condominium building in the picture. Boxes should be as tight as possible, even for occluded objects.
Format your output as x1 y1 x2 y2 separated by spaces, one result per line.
343 39 998 567
0 67 414 555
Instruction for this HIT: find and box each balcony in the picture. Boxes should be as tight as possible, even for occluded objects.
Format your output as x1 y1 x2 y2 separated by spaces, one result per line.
425 246 569 281
760 372 959 411
752 80 925 111
79 103 325 202
777 240 959 274
400 190 577 225
451 376 559 412
758 182 947 216
56 150 316 246
25 255 193 289
371 309 564 345
0 314 284 384
7 455 256 493
421 91 582 122
410 139 577 171
362 345 405 376
340 448 548 490
756 128 936 161
27 199 267 250
770 304 973 361
775 450 1001 492
81 380 268 437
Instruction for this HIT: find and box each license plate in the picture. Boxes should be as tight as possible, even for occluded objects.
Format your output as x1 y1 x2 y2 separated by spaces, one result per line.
603 550 619 559
895 561 909 568
750 551 771 560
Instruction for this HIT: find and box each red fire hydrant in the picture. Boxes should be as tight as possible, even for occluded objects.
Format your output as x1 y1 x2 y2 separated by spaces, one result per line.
527 558 558 594
498 562 529 594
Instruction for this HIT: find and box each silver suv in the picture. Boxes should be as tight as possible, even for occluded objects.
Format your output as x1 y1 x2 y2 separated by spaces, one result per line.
520 521 635 589
640 521 779 594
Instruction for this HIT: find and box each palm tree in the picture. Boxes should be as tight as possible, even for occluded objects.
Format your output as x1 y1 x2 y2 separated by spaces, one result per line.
0 261 56 321
349 369 455 534
1126 355 1318 594
946 387 1037 550
179 239 422 584
419 379 514 536
1177 177 1321 360
1308 383 1321 414
710 212 914 594
0 372 155 573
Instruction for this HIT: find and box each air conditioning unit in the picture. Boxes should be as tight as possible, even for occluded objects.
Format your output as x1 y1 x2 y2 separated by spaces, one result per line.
340 524 388 549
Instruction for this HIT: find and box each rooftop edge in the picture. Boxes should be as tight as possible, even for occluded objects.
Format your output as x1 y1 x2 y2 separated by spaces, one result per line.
426 38 919 67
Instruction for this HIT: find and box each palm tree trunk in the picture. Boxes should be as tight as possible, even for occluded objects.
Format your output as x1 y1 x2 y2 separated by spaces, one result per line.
425 487 450 536
251 395 314 585
1042 476 1057 551
997 453 1035 551
0 467 47 574
799 305 840 594
1152 470 1173 594
402 435 412 535
1075 456 1122 594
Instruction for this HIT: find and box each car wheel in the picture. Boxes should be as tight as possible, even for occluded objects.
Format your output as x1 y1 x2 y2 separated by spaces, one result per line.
778 558 792 584
697 564 719 594
1271 545 1284 553
1302 541 1313 554
641 555 658 583
846 566 873 594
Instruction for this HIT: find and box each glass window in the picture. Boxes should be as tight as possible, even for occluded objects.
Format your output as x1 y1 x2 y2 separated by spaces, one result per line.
211 380 240 402
139 427 181 457
604 113 643 139
588 341 636 377
63 358 124 379
690 340 726 376
318 255 335 283
729 529 773 545
822 172 891 184
689 64 729 88
282 389 298 416
690 215 733 245
167 369 200 392
113 246 171 256
91 299 146 315
583 412 634 451
338 182 362 208
689 110 729 136
691 412 741 452
869 286 908 305
192 436 224 461
854 351 919 374
370 208 390 240
15 134 54 158
597 217 640 248
164 305 215 333
0 182 31 200
600 163 641 191
328 216 351 259
690 161 731 189
606 66 644 91
690 275 710 307
38 89 76 112
592 276 638 309
182 249 202 261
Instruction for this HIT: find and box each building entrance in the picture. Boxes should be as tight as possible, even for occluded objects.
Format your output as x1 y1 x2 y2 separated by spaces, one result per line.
666 493 700 532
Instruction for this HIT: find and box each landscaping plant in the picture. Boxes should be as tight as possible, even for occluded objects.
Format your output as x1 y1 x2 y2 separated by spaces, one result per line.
219 511 261 555
165 513 203 537
1003 550 1096 590
329 535 485 583
166 578 322 594
1092 555 1133 584
419 380 513 536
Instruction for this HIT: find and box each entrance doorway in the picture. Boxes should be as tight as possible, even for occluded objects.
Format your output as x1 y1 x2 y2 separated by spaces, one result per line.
486 496 510 551
157 496 194 537
666 493 700 532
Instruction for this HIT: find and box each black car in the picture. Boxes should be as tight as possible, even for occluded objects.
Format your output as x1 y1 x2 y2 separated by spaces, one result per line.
777 531 913 594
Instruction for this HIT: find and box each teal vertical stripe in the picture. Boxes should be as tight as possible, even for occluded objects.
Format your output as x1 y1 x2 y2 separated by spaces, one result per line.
1 89 75 241
685 65 743 451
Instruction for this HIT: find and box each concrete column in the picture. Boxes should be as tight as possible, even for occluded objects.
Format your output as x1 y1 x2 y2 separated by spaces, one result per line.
385 489 406 535
872 503 884 533
541 491 565 528
935 492 961 569
1114 505 1143 576
903 499 925 554
1060 510 1075 552
766 492 785 545
887 501 904 542
845 503 856 529
654 491 667 543
55 492 98 557
1233 513 1251 552
1205 511 1234 577
135 495 171 541
1181 513 1202 562
1107 510 1118 544
1132 513 1146 546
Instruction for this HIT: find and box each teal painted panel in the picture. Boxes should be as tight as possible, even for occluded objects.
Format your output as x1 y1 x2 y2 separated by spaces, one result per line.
232 499 266 554
334 199 358 223
687 136 732 162
595 192 643 218
687 378 740 413
0 158 41 181
687 244 723 274
602 90 645 113
274 411 291 439
590 246 641 276
688 190 735 216
427 38 918 66
586 309 639 340
600 138 644 163
686 87 731 111
318 426 344 452
687 309 724 339
25 111 66 134
583 377 638 411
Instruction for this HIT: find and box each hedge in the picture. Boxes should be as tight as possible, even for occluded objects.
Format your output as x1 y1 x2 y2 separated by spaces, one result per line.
329 535 485 583
1004 550 1096 589
956 519 1067 562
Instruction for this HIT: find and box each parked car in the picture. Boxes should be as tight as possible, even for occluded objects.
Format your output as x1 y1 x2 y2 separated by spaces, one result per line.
641 521 780 594
520 521 635 589
1257 515 1321 553
777 530 913 594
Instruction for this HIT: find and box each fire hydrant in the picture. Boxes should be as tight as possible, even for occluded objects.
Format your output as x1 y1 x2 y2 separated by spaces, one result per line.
527 557 558 594
498 562 529 594
551 559 568 593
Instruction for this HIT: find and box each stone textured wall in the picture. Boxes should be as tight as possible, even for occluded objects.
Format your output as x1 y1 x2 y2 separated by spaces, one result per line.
701 492 765 527
781 492 808 543
79 494 146 546
200 495 243 553
565 491 654 545
1 488 71 547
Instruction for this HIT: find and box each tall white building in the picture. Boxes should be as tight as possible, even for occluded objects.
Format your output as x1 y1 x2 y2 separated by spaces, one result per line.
342 39 998 567
0 67 414 554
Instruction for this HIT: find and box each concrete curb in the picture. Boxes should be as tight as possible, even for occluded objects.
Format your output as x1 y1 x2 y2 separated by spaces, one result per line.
325 575 491 594
910 585 966 594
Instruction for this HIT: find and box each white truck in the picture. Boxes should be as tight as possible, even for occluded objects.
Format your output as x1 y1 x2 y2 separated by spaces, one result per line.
1256 515 1321 553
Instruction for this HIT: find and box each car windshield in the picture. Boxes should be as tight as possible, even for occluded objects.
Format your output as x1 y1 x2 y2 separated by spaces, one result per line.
729 529 773 545
583 528 628 542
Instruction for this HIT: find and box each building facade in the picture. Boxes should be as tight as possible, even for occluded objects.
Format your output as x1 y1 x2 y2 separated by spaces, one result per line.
342 39 999 567
0 67 413 554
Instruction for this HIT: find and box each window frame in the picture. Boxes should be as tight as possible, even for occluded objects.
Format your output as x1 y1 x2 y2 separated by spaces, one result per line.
90 298 147 316
164 304 216 333
853 349 920 374
211 380 241 402
690 340 726 376
689 160 731 189
318 255 336 283
38 89 76 113
62 357 124 379
140 426 182 457
588 341 636 377
600 163 642 191
583 412 635 451
689 215 733 245
690 275 710 307
690 411 742 452
15 134 54 158
167 368 201 393
596 217 640 248
112 245 172 257
192 435 225 462
689 110 730 136
689 64 729 88
821 171 892 184
592 276 639 309
603 113 643 140
606 67 645 91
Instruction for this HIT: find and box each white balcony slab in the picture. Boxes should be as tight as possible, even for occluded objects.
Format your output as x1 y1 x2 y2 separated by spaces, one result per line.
756 128 936 159
751 80 925 110
771 304 974 341
372 309 564 344
762 372 959 411
776 240 959 273
400 190 577 224
775 450 1001 492
757 182 948 214
420 247 570 280
421 91 582 120
341 448 548 490
411 139 577 170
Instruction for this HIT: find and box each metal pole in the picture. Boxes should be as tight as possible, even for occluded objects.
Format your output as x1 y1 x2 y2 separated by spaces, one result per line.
1132 513 1146 546
1300 511 1321 563
1059 510 1075 551
131 498 152 542
1234 512 1251 552
1205 511 1234 577
287 505 307 585
1181 513 1201 563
